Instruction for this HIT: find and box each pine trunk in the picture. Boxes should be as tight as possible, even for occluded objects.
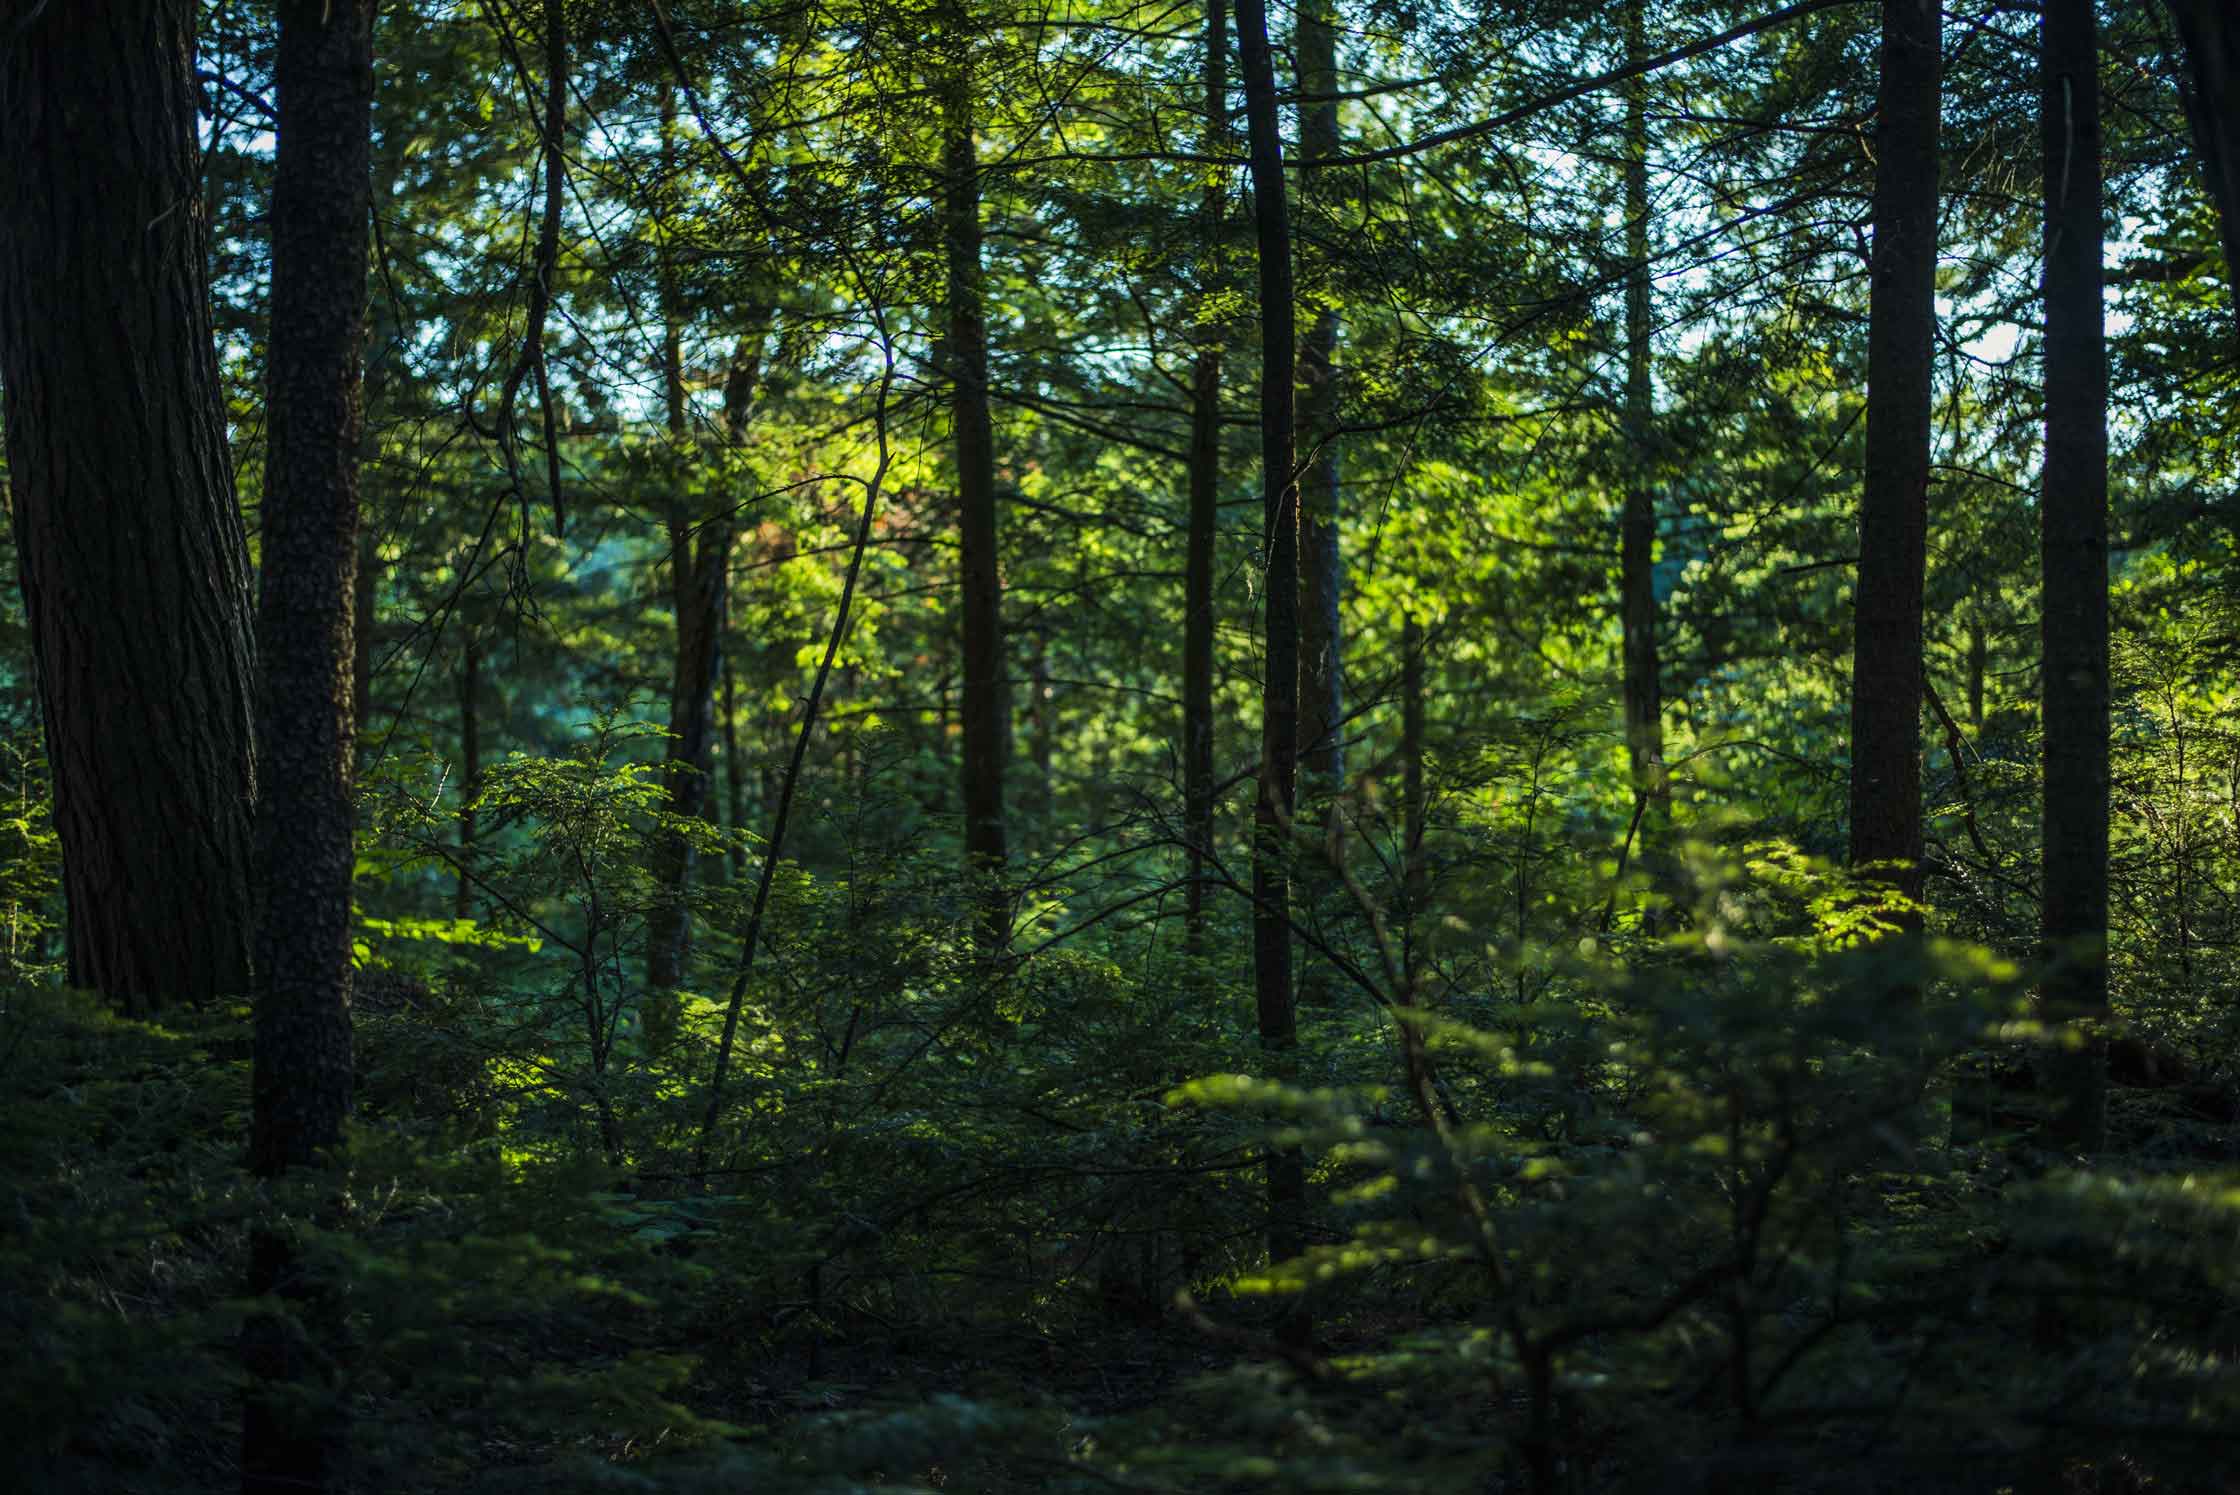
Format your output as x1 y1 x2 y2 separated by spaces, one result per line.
1846 0 1940 913
0 0 260 1013
1620 0 1667 848
2040 0 2110 1152
945 36 1010 951
1184 0 1227 949
242 4 374 1491
1236 0 1307 1329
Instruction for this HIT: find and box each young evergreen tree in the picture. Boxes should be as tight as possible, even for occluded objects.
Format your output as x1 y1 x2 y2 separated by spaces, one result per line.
0 0 260 1012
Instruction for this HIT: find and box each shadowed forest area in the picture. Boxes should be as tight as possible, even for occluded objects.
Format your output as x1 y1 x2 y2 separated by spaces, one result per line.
5 0 2240 1489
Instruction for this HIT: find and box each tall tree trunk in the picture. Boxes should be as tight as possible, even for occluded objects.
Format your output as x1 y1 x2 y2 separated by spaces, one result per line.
2164 0 2239 345
944 25 1009 951
1294 0 1347 1004
0 0 260 1013
1236 0 1307 1333
1846 0 1940 915
2040 0 2110 1152
1401 614 1427 982
1296 0 1344 807
242 4 374 1491
1184 0 1227 950
1620 0 1667 854
645 107 741 998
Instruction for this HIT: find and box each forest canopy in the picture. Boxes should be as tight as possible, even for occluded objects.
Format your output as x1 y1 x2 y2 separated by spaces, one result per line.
2 0 2240 1490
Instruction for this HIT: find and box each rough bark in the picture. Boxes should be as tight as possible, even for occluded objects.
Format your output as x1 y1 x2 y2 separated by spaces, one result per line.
0 0 260 1012
2040 0 2110 1152
2164 0 2239 346
1236 0 1307 1326
1845 0 1940 913
242 4 374 1492
945 29 1010 951
1620 0 1667 846
1184 0 1227 949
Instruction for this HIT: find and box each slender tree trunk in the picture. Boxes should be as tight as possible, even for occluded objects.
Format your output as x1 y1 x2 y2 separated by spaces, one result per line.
1293 0 1347 1005
1401 614 1427 982
1184 0 1227 950
722 619 744 885
1236 0 1307 1333
0 0 260 1013
242 4 374 1491
1846 0 1940 915
455 629 481 918
1620 0 1667 855
1029 629 1055 855
2040 0 2109 1152
1965 617 1986 732
944 25 1009 951
1296 0 1344 807
2164 0 2239 346
645 110 741 997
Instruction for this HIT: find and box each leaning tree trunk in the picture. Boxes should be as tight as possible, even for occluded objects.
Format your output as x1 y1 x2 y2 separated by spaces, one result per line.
1183 0 1228 950
242 4 374 1493
1846 0 1940 918
2164 0 2239 346
1236 0 1307 1340
944 22 1010 952
1620 0 1668 858
0 0 260 1013
2040 0 2110 1153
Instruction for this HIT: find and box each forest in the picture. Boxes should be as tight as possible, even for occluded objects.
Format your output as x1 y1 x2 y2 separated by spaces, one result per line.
3 0 2239 1489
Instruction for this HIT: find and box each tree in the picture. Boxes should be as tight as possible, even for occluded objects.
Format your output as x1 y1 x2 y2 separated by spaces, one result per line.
2040 0 2110 1152
645 92 745 1000
240 3 375 1489
1236 0 1307 1327
1183 0 1228 949
1846 0 1940 915
0 0 261 1012
944 5 1009 951
1620 0 1668 865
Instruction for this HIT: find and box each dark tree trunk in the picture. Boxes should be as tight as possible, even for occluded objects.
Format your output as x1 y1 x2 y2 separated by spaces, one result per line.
1184 0 1227 950
644 152 744 997
241 5 374 1492
945 31 1009 951
0 0 260 1013
2165 0 2239 345
1294 0 1347 1006
249 0 371 1179
2040 0 2110 1152
1401 615 1427 980
1296 0 1344 807
1236 0 1307 1330
455 628 481 918
1620 0 1667 847
1846 0 1940 912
